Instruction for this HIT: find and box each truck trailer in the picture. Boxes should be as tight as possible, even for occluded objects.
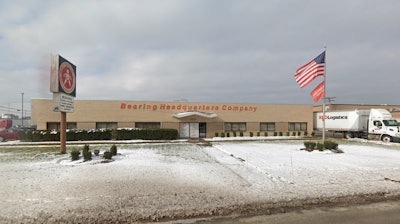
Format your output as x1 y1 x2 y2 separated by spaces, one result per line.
314 109 400 142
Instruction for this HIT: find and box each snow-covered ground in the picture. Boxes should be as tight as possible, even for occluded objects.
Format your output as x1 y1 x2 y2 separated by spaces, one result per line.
1 139 400 223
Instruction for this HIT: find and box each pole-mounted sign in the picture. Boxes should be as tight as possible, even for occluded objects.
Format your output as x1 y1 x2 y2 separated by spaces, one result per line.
50 54 76 153
51 55 76 112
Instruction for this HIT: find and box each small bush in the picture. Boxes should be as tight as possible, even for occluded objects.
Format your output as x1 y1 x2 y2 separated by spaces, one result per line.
103 151 113 160
324 140 338 150
221 132 225 137
316 142 324 151
304 131 308 136
274 132 278 136
279 132 283 136
226 132 230 138
264 132 268 137
257 132 260 137
232 132 237 137
249 132 254 137
110 144 117 156
70 149 80 161
304 141 316 150
215 132 219 137
240 132 243 137
297 131 301 136
303 141 339 152
292 132 296 136
82 144 92 161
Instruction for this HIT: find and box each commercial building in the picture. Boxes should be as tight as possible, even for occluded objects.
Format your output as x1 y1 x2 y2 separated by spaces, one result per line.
31 99 313 138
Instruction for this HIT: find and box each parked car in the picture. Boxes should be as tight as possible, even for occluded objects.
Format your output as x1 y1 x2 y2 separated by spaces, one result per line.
0 129 19 142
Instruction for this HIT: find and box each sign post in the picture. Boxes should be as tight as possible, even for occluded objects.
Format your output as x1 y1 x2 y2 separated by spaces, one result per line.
50 55 76 154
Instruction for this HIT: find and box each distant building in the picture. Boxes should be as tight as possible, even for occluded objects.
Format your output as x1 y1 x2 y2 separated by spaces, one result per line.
1 113 19 119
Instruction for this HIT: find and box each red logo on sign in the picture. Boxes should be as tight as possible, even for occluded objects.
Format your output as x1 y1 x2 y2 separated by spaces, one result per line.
59 62 75 94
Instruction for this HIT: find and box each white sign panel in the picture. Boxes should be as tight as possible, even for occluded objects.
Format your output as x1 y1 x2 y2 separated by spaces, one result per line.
53 93 74 113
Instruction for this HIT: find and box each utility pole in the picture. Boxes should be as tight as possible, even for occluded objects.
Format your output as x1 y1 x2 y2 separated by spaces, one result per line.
21 93 24 127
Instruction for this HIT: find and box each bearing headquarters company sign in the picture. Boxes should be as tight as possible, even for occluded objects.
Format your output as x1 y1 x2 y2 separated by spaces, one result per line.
50 55 76 112
50 55 76 97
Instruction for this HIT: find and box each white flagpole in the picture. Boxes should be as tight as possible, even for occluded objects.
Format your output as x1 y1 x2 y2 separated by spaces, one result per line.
322 45 327 143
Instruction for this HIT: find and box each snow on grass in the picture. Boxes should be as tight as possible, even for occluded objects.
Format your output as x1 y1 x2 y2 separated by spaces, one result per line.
0 140 400 222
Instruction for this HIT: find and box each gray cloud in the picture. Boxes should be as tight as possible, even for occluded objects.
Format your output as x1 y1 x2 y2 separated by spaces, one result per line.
1 0 400 116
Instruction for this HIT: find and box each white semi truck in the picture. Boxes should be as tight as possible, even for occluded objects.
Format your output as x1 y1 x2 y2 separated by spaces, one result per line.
314 109 400 142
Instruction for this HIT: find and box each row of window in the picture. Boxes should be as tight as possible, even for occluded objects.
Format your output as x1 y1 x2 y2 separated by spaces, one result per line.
47 122 307 132
47 122 161 130
225 122 307 132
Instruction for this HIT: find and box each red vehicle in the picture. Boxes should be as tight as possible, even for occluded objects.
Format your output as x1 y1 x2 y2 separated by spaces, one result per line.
0 119 19 141
0 128 19 142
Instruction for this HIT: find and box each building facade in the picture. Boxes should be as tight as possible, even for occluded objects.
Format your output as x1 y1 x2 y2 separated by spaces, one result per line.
31 99 313 138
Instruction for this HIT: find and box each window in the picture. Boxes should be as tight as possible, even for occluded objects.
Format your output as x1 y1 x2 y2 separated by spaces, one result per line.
383 120 398 126
260 122 275 132
135 122 161 129
225 122 246 132
96 122 117 129
47 122 77 130
288 122 307 131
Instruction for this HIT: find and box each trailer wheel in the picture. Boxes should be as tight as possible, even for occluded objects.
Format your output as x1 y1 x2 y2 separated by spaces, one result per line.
345 133 353 139
381 135 392 143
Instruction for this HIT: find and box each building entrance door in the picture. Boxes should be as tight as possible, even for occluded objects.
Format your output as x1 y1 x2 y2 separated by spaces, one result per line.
179 122 206 138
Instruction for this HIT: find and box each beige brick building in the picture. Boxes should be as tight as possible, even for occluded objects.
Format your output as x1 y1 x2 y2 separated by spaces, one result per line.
31 99 313 138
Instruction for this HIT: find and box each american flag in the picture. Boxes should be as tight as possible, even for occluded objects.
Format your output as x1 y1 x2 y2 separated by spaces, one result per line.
310 81 325 102
294 51 325 88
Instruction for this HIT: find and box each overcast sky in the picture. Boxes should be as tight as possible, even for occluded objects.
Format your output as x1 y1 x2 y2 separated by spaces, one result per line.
1 0 400 116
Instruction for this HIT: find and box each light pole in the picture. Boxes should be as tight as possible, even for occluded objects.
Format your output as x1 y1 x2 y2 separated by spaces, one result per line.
21 93 24 127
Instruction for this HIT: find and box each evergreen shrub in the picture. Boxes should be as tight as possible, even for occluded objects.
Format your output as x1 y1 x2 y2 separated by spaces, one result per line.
70 149 80 161
110 144 117 156
103 151 113 160
82 144 92 161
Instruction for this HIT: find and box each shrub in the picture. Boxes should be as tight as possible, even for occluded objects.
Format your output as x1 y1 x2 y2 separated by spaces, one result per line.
292 132 296 136
278 132 283 136
70 149 80 161
257 132 260 137
103 151 113 160
82 144 92 161
250 132 254 137
304 141 316 150
304 131 308 136
232 132 237 137
19 128 179 142
226 132 230 138
297 131 301 136
221 132 225 137
110 144 117 156
324 140 338 150
240 132 243 137
215 132 219 137
274 132 278 136
316 142 324 151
